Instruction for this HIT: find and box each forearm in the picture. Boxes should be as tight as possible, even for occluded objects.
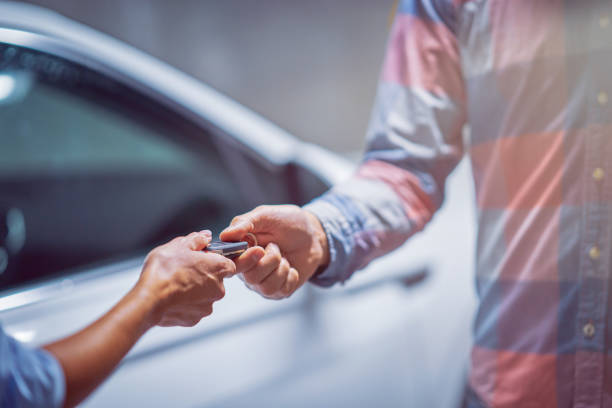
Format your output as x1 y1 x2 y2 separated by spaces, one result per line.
43 284 160 407
305 171 426 286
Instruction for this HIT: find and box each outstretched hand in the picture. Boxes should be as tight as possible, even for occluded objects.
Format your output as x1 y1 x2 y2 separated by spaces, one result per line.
220 205 329 299
138 230 236 327
43 230 237 408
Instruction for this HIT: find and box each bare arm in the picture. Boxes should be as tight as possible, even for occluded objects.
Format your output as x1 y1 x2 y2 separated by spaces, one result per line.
43 285 158 407
43 230 235 407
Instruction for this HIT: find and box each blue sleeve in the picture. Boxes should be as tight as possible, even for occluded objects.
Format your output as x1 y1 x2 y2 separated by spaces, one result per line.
0 325 65 408
304 0 465 287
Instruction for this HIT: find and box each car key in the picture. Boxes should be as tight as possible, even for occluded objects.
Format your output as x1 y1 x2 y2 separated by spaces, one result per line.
205 241 249 259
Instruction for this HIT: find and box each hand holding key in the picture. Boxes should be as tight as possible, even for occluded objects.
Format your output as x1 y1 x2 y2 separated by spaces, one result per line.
220 205 329 299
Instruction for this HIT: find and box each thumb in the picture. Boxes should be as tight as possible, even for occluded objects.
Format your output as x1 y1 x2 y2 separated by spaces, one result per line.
184 230 212 251
220 212 258 241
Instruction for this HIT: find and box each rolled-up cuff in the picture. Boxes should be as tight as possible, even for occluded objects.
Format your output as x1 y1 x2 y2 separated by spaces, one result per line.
38 349 66 408
0 327 66 408
303 196 355 287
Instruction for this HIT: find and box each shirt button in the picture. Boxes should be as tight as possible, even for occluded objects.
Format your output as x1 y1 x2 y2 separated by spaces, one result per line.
583 322 596 339
593 167 605 181
589 246 601 260
598 91 608 105
600 16 610 28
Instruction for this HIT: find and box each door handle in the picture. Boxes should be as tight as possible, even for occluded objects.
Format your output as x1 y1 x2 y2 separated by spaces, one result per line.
340 266 430 296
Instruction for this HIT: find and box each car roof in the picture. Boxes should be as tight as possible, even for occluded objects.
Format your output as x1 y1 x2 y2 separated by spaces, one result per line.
0 1 300 166
0 2 353 184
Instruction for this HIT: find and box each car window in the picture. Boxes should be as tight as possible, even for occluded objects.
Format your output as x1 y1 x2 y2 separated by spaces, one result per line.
0 43 250 290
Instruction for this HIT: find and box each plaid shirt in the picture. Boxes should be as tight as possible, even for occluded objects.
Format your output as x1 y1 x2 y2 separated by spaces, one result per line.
305 0 612 406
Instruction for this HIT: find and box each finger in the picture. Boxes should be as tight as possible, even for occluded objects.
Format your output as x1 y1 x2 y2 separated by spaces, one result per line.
258 257 290 298
158 319 179 327
157 311 195 327
281 268 300 297
190 302 214 318
194 277 226 302
180 303 214 323
184 230 212 251
243 243 281 285
159 311 207 327
200 303 214 317
220 213 256 242
233 246 266 274
165 301 214 314
210 256 236 280
169 235 186 244
194 251 236 280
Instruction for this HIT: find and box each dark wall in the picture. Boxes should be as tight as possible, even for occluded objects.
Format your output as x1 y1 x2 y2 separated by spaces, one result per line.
22 0 395 153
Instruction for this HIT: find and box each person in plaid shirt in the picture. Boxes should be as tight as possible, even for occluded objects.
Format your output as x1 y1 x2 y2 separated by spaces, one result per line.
221 0 612 406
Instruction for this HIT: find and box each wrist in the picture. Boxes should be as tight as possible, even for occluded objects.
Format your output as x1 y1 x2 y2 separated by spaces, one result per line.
127 282 165 331
304 209 330 270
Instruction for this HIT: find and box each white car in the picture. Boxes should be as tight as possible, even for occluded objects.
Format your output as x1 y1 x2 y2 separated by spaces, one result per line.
0 2 477 407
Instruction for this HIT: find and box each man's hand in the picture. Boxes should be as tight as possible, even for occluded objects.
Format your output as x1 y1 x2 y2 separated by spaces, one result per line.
136 230 236 327
220 205 329 299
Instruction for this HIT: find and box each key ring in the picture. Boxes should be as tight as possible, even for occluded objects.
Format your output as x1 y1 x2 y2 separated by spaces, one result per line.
245 232 258 247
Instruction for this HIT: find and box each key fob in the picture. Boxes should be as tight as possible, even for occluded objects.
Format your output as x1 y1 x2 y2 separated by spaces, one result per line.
205 241 248 259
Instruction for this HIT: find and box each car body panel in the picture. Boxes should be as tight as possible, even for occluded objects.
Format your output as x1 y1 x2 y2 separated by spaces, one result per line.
1 160 477 408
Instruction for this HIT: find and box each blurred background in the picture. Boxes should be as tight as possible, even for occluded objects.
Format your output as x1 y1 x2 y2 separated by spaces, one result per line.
23 0 396 155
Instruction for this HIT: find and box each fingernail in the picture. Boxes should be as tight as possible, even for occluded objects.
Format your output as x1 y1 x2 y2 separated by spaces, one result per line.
251 251 264 262
201 230 212 236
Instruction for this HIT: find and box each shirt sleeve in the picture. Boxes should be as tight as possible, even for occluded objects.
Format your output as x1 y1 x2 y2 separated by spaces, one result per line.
305 0 467 287
0 325 65 408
